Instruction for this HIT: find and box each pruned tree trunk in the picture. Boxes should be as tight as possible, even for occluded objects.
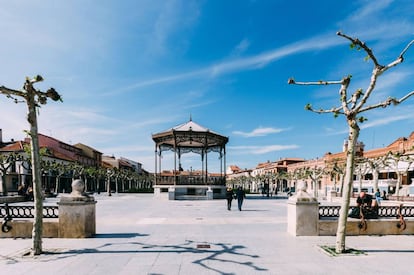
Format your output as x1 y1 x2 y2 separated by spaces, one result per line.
27 89 43 255
335 121 359 253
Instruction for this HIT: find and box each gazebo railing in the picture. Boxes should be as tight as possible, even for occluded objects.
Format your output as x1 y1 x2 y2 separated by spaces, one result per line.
155 175 225 185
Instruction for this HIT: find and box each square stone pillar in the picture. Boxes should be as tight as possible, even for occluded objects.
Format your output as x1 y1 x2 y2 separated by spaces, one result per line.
58 197 96 238
287 181 319 236
57 179 96 238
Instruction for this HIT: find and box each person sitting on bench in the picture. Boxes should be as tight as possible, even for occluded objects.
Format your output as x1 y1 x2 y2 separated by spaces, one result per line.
348 191 378 219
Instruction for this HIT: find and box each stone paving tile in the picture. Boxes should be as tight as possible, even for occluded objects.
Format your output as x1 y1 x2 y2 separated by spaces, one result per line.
1 193 413 275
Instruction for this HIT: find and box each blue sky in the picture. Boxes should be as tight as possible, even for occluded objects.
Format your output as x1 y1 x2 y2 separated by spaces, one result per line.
1 0 414 173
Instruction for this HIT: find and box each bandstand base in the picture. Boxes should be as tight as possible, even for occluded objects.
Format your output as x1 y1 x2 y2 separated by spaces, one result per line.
153 185 226 200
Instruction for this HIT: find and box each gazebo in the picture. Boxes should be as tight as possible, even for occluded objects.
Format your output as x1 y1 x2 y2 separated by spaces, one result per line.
152 118 229 199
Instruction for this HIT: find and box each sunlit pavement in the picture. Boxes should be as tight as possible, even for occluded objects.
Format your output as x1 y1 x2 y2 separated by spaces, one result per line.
1 193 413 275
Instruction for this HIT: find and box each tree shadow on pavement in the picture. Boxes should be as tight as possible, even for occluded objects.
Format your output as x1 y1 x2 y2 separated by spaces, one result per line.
94 233 148 238
362 249 414 253
52 239 268 274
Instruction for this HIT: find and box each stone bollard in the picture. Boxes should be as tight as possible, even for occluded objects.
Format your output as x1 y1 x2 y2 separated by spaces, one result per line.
58 179 96 238
287 181 319 236
206 187 213 200
168 186 175 200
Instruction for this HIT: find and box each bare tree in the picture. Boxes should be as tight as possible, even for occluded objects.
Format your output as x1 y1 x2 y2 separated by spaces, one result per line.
0 152 19 195
0 76 62 255
354 157 371 193
325 160 346 195
385 151 414 197
305 166 325 198
365 155 389 193
288 32 414 253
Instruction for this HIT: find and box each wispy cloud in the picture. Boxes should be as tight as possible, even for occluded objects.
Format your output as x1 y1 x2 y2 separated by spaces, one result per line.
344 0 394 23
114 33 343 94
229 144 299 154
231 38 251 56
148 0 200 55
361 113 414 130
233 127 287 137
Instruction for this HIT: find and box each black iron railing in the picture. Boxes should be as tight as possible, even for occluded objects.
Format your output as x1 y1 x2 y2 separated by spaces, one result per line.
319 205 414 219
0 204 58 219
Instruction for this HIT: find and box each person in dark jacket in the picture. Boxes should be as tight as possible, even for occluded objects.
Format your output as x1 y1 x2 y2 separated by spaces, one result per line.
236 186 246 211
225 187 234 210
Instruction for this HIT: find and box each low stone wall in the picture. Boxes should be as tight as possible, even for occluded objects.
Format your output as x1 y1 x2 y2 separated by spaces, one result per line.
288 181 414 236
0 179 96 239
0 220 59 238
319 218 414 236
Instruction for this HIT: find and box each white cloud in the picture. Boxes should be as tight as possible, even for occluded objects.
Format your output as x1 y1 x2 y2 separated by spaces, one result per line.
231 38 251 56
115 33 343 94
361 113 414 130
232 127 287 137
344 0 394 23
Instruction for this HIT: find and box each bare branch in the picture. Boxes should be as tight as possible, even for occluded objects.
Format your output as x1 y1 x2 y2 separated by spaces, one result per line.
310 108 343 115
0 86 26 98
337 31 382 68
287 78 342 85
399 39 414 59
379 39 414 74
360 90 414 113
354 67 380 111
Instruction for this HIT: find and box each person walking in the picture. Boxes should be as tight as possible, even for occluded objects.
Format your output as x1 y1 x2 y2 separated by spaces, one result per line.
225 187 234 210
236 186 246 211
374 188 382 206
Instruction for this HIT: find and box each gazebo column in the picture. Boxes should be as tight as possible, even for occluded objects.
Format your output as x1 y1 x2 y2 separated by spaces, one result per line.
173 132 177 186
224 147 227 177
154 145 158 185
205 149 208 184
201 152 204 183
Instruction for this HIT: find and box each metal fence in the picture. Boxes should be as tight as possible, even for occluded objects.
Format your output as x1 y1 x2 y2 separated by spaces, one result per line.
319 205 414 219
0 204 58 219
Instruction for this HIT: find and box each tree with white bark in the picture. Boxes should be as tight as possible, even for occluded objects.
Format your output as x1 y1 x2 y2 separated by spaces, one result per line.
365 155 389 193
354 157 371 193
0 76 62 255
288 32 414 253
385 151 414 197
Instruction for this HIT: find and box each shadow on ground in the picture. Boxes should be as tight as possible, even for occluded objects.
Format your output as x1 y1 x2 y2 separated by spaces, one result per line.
36 238 268 275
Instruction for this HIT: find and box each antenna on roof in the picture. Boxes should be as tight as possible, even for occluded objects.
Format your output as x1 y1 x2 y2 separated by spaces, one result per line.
189 114 192 121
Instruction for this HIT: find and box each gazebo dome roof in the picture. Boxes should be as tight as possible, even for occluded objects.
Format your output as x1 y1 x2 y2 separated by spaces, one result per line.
152 119 228 154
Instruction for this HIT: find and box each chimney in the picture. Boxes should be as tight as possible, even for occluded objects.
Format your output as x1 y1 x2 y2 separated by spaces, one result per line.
342 139 348 152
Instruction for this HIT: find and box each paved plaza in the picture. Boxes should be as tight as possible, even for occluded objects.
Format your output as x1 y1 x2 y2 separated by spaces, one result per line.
0 193 413 275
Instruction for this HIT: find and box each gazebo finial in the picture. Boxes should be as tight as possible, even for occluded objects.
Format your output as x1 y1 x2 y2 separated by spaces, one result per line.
189 114 192 121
